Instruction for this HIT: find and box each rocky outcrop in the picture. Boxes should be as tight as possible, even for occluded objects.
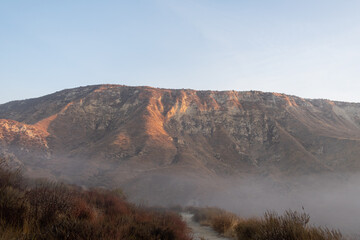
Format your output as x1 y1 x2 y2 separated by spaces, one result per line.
1 84 360 198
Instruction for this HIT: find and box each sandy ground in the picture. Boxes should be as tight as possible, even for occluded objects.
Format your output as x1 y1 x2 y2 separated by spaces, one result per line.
181 212 231 240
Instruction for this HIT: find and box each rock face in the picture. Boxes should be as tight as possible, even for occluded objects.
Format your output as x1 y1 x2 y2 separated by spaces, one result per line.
1 85 360 204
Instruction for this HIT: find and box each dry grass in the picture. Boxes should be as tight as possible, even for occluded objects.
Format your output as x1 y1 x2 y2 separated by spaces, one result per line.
0 157 192 240
235 210 343 240
187 207 345 240
0 156 347 240
186 206 239 238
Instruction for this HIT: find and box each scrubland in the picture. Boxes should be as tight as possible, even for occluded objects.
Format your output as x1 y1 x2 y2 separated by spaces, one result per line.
186 206 345 240
0 156 349 240
0 158 191 240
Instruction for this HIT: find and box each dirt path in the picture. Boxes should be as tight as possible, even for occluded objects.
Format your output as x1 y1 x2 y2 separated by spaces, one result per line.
181 213 232 240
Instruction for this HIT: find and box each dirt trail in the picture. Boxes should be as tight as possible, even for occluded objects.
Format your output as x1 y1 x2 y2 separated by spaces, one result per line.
181 212 232 240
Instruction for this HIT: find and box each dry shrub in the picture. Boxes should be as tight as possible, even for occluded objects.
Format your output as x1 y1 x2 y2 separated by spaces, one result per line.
188 207 345 240
234 218 260 240
258 210 310 240
71 197 96 221
187 206 227 225
211 213 238 236
82 189 131 217
119 210 190 240
26 183 73 227
187 206 239 237
0 225 26 240
0 157 24 191
0 157 193 240
0 186 29 228
0 158 29 230
234 210 344 240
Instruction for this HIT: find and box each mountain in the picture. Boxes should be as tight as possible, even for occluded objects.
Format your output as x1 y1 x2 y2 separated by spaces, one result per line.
1 84 360 205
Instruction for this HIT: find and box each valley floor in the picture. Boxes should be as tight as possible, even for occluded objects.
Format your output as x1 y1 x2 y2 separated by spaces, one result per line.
181 212 231 240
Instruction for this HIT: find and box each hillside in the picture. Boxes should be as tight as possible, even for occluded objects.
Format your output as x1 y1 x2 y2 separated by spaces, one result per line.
1 84 360 205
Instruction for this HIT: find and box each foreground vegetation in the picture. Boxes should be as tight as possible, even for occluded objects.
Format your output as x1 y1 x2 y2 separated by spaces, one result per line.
0 156 349 240
187 206 345 240
0 158 192 240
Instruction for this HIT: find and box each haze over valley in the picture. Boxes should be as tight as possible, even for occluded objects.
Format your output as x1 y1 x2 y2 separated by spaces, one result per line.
2 1 360 238
1 84 360 234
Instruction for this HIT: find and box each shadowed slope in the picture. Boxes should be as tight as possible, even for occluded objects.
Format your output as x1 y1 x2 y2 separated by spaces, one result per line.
1 85 360 205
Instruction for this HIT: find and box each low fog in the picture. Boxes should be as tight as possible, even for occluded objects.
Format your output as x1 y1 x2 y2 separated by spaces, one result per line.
123 171 360 235
6 150 360 235
209 174 360 234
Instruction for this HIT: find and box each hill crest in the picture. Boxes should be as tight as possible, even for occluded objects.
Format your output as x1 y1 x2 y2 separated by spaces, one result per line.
1 84 360 204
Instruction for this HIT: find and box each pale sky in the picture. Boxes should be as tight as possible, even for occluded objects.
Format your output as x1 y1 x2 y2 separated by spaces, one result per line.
1 0 360 103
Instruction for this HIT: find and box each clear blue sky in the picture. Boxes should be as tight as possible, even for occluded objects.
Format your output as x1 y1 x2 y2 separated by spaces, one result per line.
1 0 360 103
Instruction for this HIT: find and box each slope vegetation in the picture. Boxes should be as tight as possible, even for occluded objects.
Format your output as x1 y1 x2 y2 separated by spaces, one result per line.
1 85 360 204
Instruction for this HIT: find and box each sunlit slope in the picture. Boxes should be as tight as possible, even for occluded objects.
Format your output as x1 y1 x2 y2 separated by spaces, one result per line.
1 84 360 190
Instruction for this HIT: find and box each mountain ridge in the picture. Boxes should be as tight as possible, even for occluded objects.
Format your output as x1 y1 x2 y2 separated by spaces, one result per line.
1 84 360 205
